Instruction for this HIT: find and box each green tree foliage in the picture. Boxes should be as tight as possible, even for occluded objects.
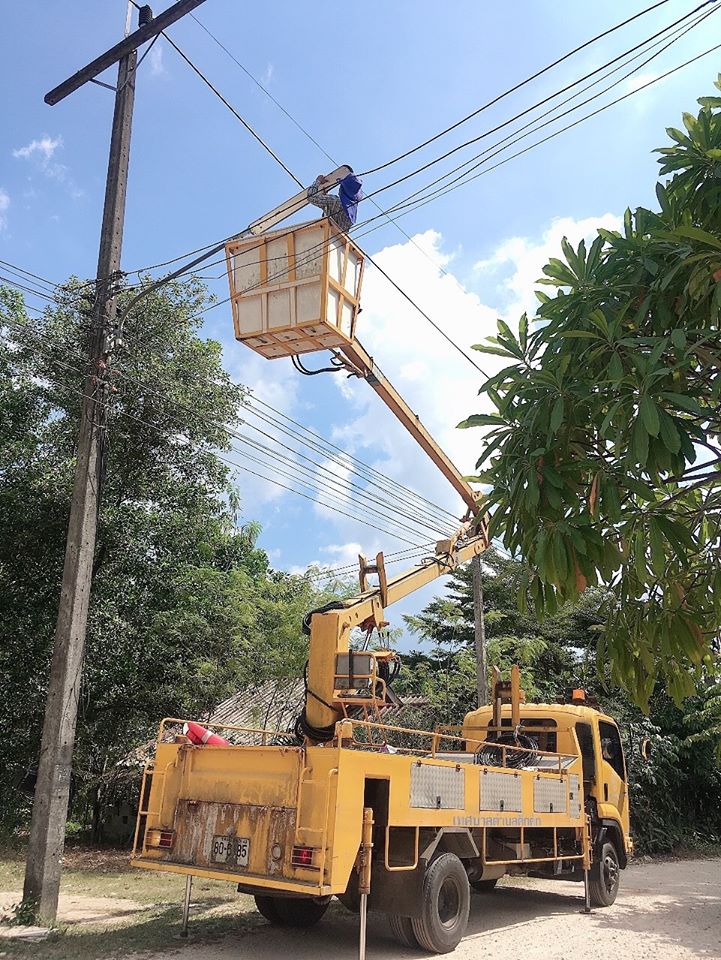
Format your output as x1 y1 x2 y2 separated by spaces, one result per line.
460 78 721 707
0 280 338 830
398 549 606 721
610 681 721 852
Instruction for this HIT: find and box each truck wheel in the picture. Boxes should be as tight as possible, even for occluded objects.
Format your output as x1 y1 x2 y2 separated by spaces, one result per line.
388 912 419 947
470 878 498 893
273 896 329 927
589 841 621 907
254 895 282 923
411 853 470 954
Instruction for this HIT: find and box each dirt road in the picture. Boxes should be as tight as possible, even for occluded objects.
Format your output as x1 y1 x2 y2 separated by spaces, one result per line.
150 857 720 960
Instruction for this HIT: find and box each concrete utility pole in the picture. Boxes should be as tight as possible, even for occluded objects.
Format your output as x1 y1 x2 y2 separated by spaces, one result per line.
23 0 208 922
472 554 488 707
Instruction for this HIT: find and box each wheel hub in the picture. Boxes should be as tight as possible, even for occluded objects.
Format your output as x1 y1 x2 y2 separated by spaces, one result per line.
438 876 461 926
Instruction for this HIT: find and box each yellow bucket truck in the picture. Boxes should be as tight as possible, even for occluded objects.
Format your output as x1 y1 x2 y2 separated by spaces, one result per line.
131 170 632 954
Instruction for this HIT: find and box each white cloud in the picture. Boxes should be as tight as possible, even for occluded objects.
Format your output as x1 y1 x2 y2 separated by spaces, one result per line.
322 541 365 566
624 73 658 95
261 63 274 86
12 134 82 198
149 44 164 76
474 213 622 320
13 135 62 162
0 188 9 231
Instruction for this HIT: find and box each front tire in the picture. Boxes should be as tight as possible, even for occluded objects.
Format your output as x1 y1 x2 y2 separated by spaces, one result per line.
411 853 470 954
589 841 621 907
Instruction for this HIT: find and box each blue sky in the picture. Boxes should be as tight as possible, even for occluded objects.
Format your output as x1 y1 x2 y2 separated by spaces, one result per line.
2 1 719 647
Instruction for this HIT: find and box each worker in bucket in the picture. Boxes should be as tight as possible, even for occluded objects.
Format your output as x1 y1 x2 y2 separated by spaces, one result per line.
307 169 363 233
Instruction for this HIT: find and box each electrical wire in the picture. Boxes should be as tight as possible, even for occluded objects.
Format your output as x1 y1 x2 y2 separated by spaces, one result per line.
139 6 716 380
380 34 721 220
1 279 464 531
0 259 59 292
359 0 679 177
244 398 461 526
0 321 440 546
1 312 453 541
360 0 717 198
77 2 714 322
161 31 302 188
0 275 59 303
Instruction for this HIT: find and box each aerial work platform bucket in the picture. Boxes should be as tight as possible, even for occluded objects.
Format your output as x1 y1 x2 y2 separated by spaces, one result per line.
225 219 364 359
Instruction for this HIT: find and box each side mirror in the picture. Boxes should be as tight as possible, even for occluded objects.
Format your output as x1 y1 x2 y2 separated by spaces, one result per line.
640 737 652 761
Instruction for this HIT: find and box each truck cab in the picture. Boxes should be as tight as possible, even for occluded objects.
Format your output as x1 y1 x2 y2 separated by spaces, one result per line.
462 694 632 904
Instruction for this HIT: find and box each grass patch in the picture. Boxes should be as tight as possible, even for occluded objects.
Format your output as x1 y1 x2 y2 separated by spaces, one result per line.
2 898 263 960
0 846 240 905
0 845 258 959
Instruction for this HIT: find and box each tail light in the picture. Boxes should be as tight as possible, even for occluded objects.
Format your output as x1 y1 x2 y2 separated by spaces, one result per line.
146 829 175 849
291 845 317 868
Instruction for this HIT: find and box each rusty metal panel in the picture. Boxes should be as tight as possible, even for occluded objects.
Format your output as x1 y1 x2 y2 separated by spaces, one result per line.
169 800 297 878
479 769 522 812
410 762 465 809
533 776 568 814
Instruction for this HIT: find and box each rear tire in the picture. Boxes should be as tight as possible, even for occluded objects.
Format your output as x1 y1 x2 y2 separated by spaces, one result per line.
589 840 621 907
273 896 329 927
470 878 498 893
411 853 470 954
388 912 419 947
254 895 281 923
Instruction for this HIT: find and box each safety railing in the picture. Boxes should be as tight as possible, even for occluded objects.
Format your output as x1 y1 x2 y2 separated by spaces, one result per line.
335 718 578 774
156 716 300 748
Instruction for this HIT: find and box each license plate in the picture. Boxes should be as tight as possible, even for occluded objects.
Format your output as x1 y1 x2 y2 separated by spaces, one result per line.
211 835 250 867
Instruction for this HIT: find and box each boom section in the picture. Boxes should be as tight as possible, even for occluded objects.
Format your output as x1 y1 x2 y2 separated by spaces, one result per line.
336 338 483 518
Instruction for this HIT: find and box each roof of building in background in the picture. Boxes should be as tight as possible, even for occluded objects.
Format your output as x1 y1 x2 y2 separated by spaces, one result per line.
206 678 431 744
115 678 431 769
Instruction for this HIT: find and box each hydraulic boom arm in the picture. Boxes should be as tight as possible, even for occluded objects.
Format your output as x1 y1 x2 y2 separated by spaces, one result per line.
336 339 483 518
223 170 490 742
302 533 488 740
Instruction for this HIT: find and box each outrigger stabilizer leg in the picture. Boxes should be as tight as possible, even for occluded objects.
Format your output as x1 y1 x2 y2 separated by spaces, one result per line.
181 874 193 937
358 807 374 960
583 867 591 913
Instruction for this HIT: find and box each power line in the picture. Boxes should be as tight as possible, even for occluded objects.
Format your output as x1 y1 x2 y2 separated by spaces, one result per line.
358 0 679 177
189 11 335 166
245 399 461 525
0 259 59 291
236 420 452 538
381 34 721 220
112 23 492 378
3 284 461 531
0 275 59 303
362 0 716 206
162 31 302 187
1 319 440 546
74 1 714 328
1 312 454 541
143 7 714 380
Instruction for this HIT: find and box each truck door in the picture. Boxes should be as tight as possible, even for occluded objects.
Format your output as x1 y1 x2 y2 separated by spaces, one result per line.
597 720 628 829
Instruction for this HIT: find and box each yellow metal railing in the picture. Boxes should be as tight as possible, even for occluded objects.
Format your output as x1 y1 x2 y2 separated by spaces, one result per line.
336 718 577 774
156 716 302 747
